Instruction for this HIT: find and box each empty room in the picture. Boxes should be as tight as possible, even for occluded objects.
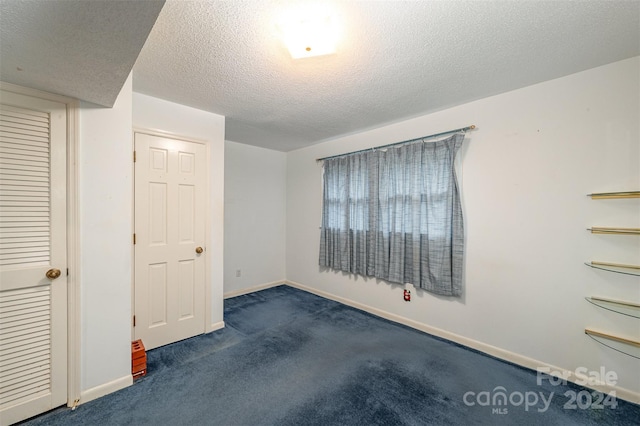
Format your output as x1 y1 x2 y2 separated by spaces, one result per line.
0 1 639 425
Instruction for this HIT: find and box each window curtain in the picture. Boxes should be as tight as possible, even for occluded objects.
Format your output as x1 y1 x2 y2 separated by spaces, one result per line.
319 133 464 296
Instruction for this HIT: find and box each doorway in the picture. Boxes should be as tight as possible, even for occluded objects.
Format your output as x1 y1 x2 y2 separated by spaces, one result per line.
133 131 208 350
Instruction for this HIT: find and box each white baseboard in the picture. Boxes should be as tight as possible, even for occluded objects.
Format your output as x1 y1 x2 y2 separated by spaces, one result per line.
223 280 285 299
79 374 133 405
284 280 640 405
208 320 225 333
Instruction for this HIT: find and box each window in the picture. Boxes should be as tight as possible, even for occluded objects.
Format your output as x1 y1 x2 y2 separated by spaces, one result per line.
319 133 465 296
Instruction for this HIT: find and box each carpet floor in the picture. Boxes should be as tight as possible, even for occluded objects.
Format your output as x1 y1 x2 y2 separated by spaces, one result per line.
21 285 640 425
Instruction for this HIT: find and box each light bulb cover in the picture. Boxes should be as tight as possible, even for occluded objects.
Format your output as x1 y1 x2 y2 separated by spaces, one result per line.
278 12 339 59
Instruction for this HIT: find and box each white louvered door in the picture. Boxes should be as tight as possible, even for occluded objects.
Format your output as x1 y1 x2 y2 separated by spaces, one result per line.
0 90 67 425
134 133 206 350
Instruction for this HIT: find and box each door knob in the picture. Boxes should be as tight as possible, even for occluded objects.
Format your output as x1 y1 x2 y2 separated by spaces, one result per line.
195 247 203 254
46 268 61 280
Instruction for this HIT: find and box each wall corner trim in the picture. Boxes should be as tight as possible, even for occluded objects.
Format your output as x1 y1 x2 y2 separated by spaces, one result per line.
79 375 133 406
208 321 225 333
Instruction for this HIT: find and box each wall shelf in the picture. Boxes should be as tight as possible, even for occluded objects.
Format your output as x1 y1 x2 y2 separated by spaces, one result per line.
587 227 640 235
585 329 640 348
587 191 640 199
585 296 640 319
585 191 640 360
585 328 640 359
585 261 640 277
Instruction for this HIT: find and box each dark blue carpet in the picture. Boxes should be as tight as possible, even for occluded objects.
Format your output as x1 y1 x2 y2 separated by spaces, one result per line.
22 285 639 425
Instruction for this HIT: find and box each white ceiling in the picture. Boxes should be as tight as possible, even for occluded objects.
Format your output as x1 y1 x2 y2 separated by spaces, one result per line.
133 0 640 151
1 1 639 151
0 0 164 106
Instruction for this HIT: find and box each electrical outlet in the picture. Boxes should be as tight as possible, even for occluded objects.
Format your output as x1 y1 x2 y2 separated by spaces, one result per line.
236 269 241 278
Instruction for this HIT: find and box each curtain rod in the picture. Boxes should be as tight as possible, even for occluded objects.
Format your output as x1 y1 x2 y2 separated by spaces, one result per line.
316 125 475 162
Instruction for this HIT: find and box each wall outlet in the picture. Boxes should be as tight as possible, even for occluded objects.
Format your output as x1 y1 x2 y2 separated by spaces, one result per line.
235 269 241 278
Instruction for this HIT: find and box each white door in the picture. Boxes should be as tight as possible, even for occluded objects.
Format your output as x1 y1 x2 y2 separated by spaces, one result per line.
0 90 67 425
134 133 206 350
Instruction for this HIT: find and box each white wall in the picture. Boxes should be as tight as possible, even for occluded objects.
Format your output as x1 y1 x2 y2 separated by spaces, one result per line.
75 86 226 401
132 92 226 329
79 75 133 395
286 57 640 397
224 141 287 295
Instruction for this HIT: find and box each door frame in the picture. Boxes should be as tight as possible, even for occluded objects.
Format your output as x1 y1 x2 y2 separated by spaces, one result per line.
0 82 80 408
131 128 212 342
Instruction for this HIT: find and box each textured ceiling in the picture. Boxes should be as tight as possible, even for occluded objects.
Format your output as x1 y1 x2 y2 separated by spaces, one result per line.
1 1 638 150
134 0 640 151
0 0 164 107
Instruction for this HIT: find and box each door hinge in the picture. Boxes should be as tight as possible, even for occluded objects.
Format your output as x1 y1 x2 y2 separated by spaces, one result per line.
133 233 136 244
133 151 137 162
133 315 136 327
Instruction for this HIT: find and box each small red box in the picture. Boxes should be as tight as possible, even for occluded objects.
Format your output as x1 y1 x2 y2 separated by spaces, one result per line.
132 340 145 359
132 356 147 369
131 339 147 379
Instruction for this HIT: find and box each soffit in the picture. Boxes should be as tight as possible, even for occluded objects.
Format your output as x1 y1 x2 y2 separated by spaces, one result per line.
0 0 164 106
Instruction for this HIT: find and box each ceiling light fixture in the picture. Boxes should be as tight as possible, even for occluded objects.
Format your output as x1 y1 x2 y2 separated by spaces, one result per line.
277 6 340 59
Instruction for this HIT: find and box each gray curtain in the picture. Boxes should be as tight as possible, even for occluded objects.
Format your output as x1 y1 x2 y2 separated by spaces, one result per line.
319 133 464 296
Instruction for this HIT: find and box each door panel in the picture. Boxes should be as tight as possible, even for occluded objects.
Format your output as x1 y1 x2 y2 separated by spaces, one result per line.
134 133 206 350
0 91 67 425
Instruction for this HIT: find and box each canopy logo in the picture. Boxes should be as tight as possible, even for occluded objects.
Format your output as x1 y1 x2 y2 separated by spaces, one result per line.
463 387 553 414
462 366 619 415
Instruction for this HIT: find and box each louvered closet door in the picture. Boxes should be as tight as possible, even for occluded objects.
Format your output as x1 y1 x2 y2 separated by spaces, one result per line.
0 90 67 426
